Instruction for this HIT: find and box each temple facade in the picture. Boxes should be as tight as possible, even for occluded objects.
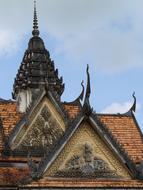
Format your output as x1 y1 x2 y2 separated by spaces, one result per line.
0 2 143 189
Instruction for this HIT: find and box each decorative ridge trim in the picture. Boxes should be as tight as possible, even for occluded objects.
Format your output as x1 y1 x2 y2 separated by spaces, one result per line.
130 111 143 179
7 116 27 149
25 87 45 115
47 90 69 124
0 98 15 103
131 111 143 143
63 100 82 107
63 81 84 108
97 113 133 117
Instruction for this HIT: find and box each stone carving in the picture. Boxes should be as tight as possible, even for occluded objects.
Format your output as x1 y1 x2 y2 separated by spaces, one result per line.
83 143 93 163
18 106 64 155
54 143 119 178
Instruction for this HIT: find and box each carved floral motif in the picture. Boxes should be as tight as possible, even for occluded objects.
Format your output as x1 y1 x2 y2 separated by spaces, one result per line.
18 106 64 154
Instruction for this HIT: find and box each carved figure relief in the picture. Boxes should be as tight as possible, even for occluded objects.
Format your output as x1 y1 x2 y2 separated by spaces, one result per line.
18 105 64 154
54 143 119 178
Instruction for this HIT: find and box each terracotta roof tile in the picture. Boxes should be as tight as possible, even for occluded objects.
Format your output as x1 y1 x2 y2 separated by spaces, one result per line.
0 101 22 136
0 101 22 152
63 103 81 119
98 114 143 164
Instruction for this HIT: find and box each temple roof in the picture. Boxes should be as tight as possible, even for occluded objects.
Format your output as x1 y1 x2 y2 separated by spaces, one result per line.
0 1 143 188
0 100 143 164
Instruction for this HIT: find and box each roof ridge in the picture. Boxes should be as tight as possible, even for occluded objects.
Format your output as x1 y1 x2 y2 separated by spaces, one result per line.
97 113 133 117
0 98 14 103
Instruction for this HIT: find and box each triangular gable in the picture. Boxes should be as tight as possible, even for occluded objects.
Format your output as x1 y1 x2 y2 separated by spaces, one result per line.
35 115 136 180
8 89 67 154
44 121 131 178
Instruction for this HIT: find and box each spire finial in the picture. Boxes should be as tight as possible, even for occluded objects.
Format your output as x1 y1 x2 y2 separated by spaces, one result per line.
32 0 40 36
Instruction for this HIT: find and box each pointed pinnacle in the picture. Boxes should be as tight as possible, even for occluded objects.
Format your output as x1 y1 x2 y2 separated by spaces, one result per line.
32 0 40 36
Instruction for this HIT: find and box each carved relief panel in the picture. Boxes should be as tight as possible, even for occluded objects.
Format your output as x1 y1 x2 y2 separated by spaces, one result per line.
54 143 119 178
18 105 64 154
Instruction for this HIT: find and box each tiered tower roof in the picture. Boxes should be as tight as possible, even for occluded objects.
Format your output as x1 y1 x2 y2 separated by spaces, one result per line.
13 1 64 101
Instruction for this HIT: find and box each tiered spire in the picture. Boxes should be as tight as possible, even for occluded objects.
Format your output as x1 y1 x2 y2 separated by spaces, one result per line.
32 0 40 36
13 1 64 107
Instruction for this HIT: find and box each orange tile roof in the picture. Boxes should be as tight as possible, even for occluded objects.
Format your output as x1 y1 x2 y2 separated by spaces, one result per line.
0 102 142 166
99 114 143 164
0 101 22 137
64 103 81 119
0 101 22 151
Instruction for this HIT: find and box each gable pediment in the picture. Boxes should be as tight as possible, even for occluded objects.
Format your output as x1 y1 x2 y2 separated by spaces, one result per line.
10 95 66 155
42 121 131 179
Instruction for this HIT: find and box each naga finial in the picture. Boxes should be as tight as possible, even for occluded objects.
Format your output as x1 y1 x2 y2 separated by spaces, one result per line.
82 64 93 116
131 91 136 112
124 91 136 116
78 80 84 101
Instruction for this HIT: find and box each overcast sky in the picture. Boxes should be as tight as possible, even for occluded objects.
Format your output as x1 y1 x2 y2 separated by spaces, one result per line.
0 0 143 129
